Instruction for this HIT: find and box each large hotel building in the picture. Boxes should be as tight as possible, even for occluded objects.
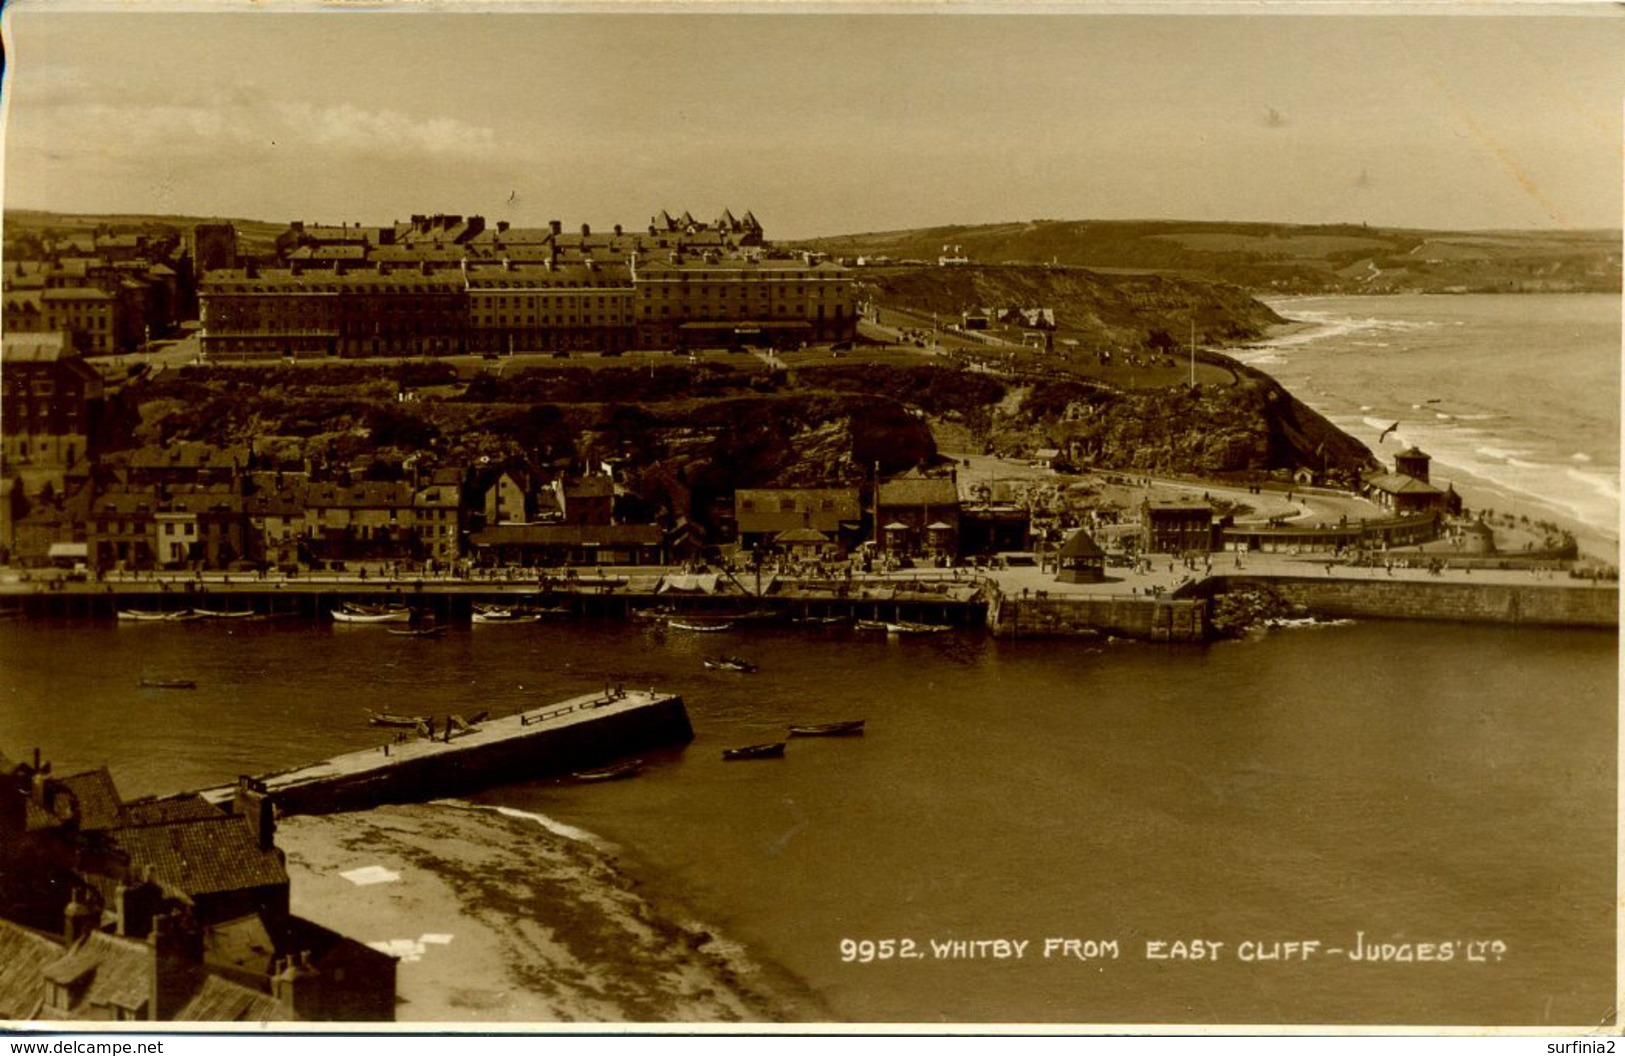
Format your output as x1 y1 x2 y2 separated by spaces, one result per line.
199 209 856 360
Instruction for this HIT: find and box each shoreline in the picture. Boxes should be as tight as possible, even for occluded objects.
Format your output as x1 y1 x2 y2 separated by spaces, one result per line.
1249 303 1619 566
276 800 831 1024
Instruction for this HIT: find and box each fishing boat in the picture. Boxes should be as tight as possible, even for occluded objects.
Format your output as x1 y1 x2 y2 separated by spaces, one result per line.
367 710 431 728
788 720 865 737
138 677 197 690
722 741 786 761
571 759 645 782
669 619 734 633
332 606 411 624
703 656 758 673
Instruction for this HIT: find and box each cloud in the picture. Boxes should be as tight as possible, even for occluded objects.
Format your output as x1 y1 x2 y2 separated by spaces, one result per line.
12 77 516 171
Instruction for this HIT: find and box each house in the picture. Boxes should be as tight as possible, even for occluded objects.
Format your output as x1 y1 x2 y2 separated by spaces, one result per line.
1 332 106 500
1141 500 1217 554
554 475 614 526
302 481 417 561
0 756 395 1023
413 482 463 564
734 488 861 553
875 475 961 557
480 469 533 527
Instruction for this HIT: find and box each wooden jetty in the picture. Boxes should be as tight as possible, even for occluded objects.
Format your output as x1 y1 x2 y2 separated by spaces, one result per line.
199 688 692 816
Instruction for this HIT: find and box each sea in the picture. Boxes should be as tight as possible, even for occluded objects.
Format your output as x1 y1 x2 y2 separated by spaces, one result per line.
0 294 1617 1028
1237 293 1620 556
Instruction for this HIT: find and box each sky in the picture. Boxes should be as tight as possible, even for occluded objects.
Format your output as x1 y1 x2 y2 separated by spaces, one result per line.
2 3 1622 239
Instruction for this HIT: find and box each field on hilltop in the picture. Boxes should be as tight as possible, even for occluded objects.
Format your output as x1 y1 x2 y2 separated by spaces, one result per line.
797 219 1622 294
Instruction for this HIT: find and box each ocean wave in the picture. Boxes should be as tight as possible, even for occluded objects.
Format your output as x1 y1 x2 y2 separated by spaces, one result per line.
1475 445 1535 462
1572 452 1594 463
1566 465 1621 502
477 803 619 853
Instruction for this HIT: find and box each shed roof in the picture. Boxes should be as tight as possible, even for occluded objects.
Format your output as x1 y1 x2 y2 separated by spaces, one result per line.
0 919 63 1019
42 931 151 1019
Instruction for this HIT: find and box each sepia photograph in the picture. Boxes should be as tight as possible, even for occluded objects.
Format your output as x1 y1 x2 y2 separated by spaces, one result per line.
0 0 1618 1037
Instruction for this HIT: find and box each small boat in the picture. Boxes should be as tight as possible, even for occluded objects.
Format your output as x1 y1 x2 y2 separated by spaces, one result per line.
332 607 411 624
119 609 195 622
703 656 758 673
853 619 891 632
387 625 444 638
793 615 848 627
722 741 786 761
193 609 257 620
669 619 735 633
472 609 542 624
367 710 431 728
571 759 644 782
788 720 865 737
884 621 952 635
138 678 197 690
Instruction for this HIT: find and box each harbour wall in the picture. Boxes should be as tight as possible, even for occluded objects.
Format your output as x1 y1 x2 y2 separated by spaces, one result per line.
237 694 694 817
987 591 1208 642
1201 575 1618 630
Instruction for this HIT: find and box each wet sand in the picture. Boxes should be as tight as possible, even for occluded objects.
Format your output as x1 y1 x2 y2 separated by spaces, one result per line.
276 801 829 1024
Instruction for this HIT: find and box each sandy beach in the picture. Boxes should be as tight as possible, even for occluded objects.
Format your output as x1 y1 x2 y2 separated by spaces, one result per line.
276 801 828 1024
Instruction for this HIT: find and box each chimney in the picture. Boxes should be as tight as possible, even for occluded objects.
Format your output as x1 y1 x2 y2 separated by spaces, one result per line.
150 911 204 1021
115 872 161 939
64 887 97 944
272 950 323 1020
234 776 276 851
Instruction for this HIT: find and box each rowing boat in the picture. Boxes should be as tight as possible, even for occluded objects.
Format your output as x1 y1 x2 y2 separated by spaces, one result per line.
571 760 644 782
788 720 865 737
722 741 786 761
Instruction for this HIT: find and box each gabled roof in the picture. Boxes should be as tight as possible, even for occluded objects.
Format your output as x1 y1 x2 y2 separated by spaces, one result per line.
774 527 830 544
122 794 225 827
56 768 125 831
0 919 63 1019
108 816 289 897
42 931 151 1019
175 972 283 1022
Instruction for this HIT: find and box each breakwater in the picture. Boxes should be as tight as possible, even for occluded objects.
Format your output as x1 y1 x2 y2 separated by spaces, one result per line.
197 688 694 816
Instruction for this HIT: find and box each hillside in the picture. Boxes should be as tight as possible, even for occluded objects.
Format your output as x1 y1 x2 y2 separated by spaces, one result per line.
799 219 1622 295
858 264 1282 349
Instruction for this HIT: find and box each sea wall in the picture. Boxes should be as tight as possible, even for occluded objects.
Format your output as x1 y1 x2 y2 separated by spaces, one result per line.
1206 576 1617 629
987 591 1208 642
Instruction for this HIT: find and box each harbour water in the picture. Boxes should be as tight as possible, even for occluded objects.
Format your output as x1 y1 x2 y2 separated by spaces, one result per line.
1240 293 1620 556
0 614 1614 1026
